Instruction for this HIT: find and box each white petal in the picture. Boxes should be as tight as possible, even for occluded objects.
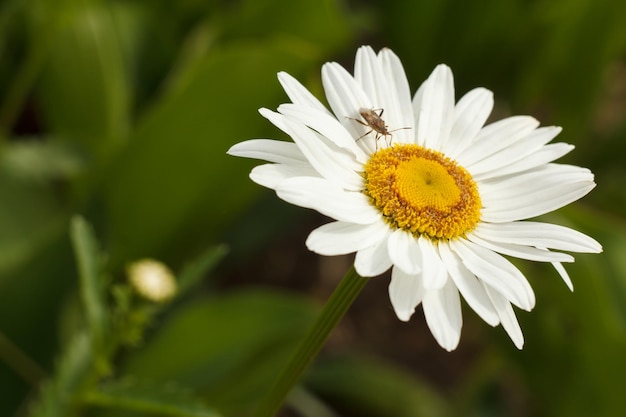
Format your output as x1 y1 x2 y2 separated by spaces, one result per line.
457 116 539 168
445 88 494 159
283 115 365 190
249 163 318 189
475 142 574 181
439 243 499 326
277 71 331 114
480 163 594 196
261 109 364 191
472 221 602 254
276 177 380 224
379 48 415 144
414 64 455 150
466 232 575 263
417 237 448 289
468 126 563 177
422 280 463 351
388 266 424 321
355 232 393 277
450 239 535 311
355 46 388 111
258 106 290 132
354 46 413 146
322 62 373 139
483 283 525 349
551 261 573 291
480 164 596 222
388 229 422 275
411 80 426 144
227 139 306 164
305 220 389 256
481 181 596 223
277 103 369 164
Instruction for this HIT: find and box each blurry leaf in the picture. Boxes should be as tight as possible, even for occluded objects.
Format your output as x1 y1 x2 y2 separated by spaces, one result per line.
382 0 530 93
0 173 67 278
220 0 351 47
0 0 24 68
122 289 318 416
381 0 626 148
0 139 84 181
28 332 93 417
286 387 340 417
101 41 324 265
583 124 626 219
84 378 221 417
517 0 626 137
115 0 222 102
569 207 626 335
98 0 356 267
502 206 626 417
69 216 108 355
0 0 45 134
177 244 229 295
0 231 77 416
158 20 218 100
37 1 131 157
304 353 449 417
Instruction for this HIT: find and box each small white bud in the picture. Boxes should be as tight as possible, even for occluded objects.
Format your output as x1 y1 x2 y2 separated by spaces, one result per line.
127 259 177 302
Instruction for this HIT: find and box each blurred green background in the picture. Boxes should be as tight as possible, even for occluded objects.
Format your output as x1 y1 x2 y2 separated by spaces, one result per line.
1 0 626 416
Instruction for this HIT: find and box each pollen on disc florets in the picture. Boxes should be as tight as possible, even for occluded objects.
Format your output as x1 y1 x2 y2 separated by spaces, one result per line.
364 144 482 239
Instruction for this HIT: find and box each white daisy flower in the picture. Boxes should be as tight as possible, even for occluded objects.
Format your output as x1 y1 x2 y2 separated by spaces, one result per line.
228 46 602 351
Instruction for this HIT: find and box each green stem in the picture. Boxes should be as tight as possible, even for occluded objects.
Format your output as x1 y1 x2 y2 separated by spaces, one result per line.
0 330 46 386
254 266 370 417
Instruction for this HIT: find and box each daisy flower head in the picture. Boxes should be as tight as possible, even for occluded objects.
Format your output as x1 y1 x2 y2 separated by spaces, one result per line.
228 46 602 351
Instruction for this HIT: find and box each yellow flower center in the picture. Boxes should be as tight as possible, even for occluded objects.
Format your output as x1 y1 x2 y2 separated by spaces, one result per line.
364 144 482 239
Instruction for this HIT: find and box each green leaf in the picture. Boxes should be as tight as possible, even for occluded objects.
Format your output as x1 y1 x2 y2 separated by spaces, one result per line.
121 289 318 416
513 0 626 136
37 1 131 158
84 378 221 417
0 0 49 136
101 40 322 265
304 354 449 417
220 0 351 47
69 216 108 354
27 332 93 417
176 244 229 295
1 139 84 181
500 206 626 417
0 172 67 278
